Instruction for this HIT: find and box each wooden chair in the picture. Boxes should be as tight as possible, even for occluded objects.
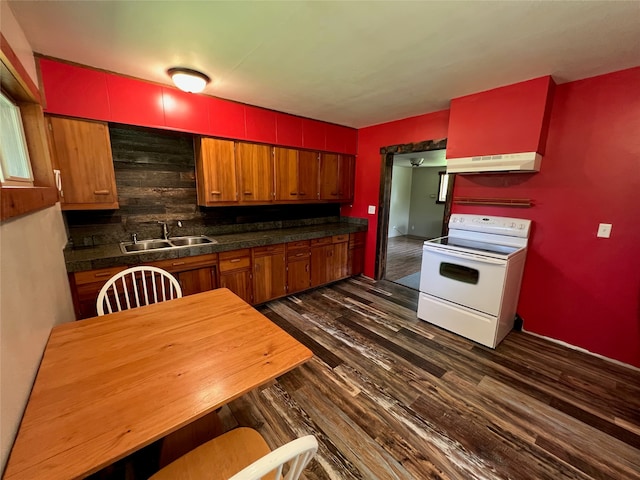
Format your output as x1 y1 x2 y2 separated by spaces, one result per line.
149 427 318 480
96 266 182 316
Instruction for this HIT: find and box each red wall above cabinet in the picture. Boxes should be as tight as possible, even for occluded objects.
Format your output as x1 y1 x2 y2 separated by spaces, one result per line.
38 58 357 154
245 106 277 144
40 59 111 121
106 75 165 128
446 76 555 159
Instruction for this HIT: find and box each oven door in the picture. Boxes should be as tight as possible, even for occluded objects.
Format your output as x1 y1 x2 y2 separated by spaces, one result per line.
420 245 507 316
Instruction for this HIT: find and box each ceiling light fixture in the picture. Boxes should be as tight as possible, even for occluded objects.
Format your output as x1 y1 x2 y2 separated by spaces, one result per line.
167 67 211 93
410 158 424 167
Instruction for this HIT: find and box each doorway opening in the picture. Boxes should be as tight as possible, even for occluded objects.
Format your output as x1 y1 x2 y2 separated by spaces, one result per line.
375 138 455 286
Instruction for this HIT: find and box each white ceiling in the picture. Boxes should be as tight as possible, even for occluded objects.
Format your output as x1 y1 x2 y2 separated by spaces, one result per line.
8 1 640 128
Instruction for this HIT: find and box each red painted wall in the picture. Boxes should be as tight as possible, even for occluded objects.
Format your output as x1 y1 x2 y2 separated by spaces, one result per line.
345 67 639 367
39 58 357 155
453 67 640 367
341 110 450 277
447 76 555 158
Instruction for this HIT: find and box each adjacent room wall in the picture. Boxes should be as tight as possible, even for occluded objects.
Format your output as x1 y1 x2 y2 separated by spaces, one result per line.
0 2 75 468
408 167 445 239
388 166 412 238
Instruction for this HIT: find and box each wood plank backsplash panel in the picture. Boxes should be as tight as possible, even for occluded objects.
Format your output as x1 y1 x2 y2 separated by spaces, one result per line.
64 124 339 247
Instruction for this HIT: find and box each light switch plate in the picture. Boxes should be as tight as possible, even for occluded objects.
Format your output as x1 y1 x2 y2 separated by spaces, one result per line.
597 223 612 238
368 205 376 214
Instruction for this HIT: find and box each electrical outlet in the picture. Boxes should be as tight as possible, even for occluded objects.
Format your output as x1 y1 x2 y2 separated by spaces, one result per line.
368 205 376 214
597 223 612 238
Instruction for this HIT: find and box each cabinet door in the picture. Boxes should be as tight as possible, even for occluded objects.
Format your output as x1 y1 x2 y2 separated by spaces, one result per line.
196 137 238 204
332 241 349 281
287 254 310 294
219 270 252 304
311 244 333 287
177 267 216 296
274 147 298 201
338 154 355 202
298 151 319 201
237 142 273 202
319 153 340 200
47 116 118 210
253 251 287 303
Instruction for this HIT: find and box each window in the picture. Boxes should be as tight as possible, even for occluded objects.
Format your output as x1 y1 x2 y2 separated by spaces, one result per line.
437 171 449 204
0 91 33 185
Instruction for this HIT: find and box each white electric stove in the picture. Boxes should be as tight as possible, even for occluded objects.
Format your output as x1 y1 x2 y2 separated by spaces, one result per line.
417 214 532 348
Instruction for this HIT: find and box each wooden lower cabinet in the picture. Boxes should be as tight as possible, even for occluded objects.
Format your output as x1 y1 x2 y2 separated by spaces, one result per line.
286 240 311 294
348 231 366 276
252 244 286 304
219 249 253 303
70 254 219 319
69 234 365 319
177 267 217 296
310 235 349 287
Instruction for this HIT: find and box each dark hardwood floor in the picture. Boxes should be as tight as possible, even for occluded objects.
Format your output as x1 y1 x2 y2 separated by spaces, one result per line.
224 277 640 480
385 236 425 281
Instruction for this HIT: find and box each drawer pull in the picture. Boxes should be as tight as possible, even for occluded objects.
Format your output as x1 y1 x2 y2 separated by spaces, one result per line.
295 253 304 257
243 191 252 195
94 190 110 195
211 191 221 195
290 192 298 196
94 272 113 278
299 192 306 195
230 258 241 263
330 192 338 196
172 261 186 266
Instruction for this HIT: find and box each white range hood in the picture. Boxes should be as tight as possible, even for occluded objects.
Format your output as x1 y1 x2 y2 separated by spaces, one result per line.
446 151 542 174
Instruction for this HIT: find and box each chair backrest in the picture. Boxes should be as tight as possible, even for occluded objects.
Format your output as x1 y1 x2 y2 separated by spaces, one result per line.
228 435 318 480
96 266 182 316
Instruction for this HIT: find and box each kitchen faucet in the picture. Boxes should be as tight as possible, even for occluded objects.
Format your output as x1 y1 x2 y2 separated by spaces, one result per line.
158 221 169 240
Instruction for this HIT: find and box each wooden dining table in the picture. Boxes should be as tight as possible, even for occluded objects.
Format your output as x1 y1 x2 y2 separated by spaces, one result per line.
3 288 313 480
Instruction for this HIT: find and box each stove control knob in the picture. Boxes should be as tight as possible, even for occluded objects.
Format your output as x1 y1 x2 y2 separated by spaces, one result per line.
510 222 516 228
518 224 525 229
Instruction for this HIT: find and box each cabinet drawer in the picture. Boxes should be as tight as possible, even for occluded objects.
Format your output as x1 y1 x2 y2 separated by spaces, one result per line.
151 253 218 273
74 266 126 285
332 234 349 244
253 244 285 256
310 236 332 247
287 240 310 250
219 249 251 272
287 250 310 260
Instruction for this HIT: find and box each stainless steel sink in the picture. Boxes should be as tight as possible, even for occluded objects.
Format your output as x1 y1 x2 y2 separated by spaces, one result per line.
120 236 217 254
121 239 173 253
168 236 215 247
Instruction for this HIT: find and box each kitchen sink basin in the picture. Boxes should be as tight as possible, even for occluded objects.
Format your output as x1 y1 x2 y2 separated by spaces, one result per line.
168 236 215 247
121 240 173 253
120 236 217 254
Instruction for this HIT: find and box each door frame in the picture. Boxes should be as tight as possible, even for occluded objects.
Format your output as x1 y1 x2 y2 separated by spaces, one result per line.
375 138 454 280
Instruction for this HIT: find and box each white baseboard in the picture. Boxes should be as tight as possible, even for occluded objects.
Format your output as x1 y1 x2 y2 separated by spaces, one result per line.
521 329 639 372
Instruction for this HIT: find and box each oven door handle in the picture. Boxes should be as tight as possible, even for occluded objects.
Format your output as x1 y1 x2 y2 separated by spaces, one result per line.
428 247 505 265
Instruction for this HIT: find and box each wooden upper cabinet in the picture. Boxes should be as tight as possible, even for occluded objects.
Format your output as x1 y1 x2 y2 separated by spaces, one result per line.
338 154 355 202
274 147 298 201
319 153 340 200
47 116 118 210
236 142 273 202
298 151 319 201
195 137 238 205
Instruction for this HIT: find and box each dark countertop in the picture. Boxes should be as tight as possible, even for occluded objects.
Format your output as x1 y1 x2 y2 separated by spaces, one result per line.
64 222 367 272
